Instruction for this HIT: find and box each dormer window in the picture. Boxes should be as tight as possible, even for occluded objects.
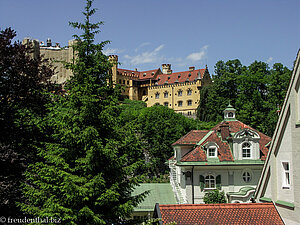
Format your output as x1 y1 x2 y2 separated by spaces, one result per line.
208 146 217 158
242 142 251 158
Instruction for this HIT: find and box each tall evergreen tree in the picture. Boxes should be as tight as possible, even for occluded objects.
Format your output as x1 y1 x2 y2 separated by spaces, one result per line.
19 1 145 223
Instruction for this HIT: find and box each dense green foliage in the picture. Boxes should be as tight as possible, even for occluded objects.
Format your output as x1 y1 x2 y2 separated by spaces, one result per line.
0 27 54 216
197 59 291 136
117 100 216 179
19 1 146 223
203 189 227 204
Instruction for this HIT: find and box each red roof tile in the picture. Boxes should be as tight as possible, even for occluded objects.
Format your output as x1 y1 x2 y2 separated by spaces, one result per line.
181 146 207 162
156 69 206 85
157 203 284 225
172 130 209 146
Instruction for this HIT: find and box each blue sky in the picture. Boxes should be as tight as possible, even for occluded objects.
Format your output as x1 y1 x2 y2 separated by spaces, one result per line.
0 0 299 73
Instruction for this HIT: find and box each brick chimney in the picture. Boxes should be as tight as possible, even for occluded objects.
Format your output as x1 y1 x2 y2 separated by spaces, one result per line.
162 64 171 74
189 66 195 71
219 122 230 140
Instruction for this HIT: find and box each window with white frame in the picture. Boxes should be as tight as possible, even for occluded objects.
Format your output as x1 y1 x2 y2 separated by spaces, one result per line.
282 162 290 189
164 91 168 98
155 92 160 99
242 142 251 158
208 146 217 158
205 175 215 189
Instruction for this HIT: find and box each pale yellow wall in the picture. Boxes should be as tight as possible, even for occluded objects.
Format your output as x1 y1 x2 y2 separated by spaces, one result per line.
147 80 201 117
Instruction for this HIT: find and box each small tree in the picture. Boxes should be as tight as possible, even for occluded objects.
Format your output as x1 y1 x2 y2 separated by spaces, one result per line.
203 189 227 204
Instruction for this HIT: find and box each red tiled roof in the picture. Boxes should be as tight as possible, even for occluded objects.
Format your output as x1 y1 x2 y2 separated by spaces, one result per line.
157 203 284 225
172 130 209 146
212 120 271 160
156 69 206 85
177 120 271 162
117 68 140 78
138 69 161 80
181 146 207 162
212 120 252 133
117 68 162 80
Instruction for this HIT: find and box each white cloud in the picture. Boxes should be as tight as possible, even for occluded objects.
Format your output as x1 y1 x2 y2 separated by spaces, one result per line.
102 48 123 56
186 45 209 62
124 44 165 64
135 42 151 52
267 57 273 63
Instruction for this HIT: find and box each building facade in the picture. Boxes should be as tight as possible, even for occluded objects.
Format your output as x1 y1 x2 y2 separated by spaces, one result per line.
254 50 300 225
22 38 75 84
169 105 271 204
22 38 211 117
109 55 211 117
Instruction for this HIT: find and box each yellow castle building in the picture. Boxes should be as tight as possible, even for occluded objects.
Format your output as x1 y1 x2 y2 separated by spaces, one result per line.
23 38 211 117
109 55 211 117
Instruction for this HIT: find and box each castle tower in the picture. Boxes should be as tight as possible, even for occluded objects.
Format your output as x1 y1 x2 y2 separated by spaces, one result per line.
109 55 118 84
22 38 40 59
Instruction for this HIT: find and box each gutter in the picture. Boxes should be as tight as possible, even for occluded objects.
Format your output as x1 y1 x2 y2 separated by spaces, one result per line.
192 166 194 204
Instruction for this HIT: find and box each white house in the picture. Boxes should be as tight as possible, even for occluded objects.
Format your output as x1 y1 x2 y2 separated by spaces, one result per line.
169 105 271 204
254 50 300 225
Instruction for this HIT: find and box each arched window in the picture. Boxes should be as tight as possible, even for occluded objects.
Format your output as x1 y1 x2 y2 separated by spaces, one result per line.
242 142 251 158
205 175 215 189
155 92 160 99
228 112 234 118
164 91 168 98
